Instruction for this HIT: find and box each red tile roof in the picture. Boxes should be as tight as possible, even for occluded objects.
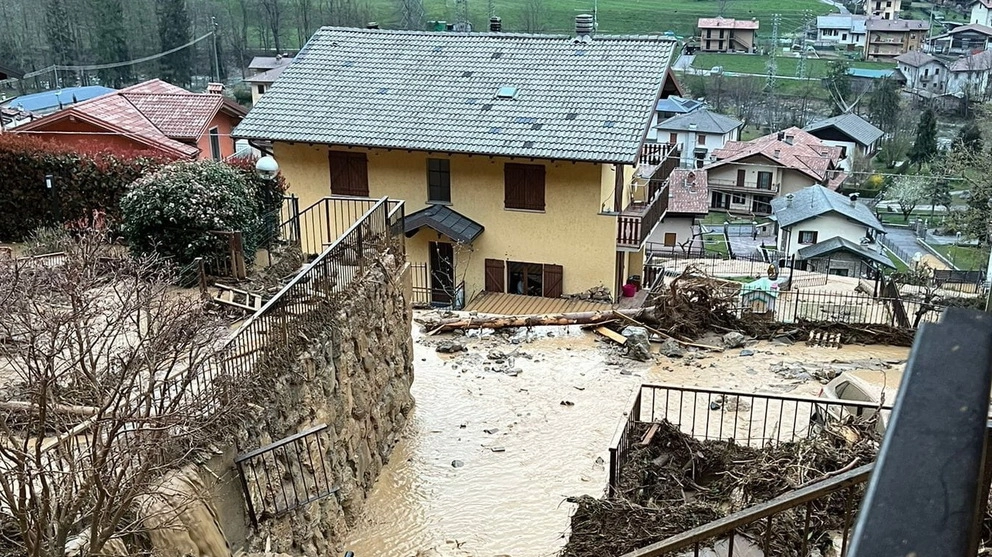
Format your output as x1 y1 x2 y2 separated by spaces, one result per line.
698 17 759 30
666 168 710 215
708 127 847 189
12 79 246 157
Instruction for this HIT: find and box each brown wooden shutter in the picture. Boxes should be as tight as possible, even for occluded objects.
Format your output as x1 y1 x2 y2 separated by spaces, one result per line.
543 264 563 298
504 164 526 208
329 151 349 195
349 152 369 196
485 259 505 292
527 165 545 211
736 169 746 187
328 151 369 196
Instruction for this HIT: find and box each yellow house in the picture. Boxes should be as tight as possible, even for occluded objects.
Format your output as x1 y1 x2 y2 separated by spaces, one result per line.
234 25 682 306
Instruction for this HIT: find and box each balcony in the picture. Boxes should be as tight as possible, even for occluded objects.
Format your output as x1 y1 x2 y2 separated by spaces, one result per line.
635 143 678 180
707 177 780 194
617 182 669 250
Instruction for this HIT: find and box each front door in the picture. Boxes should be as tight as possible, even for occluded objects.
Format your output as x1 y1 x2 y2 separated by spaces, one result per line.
429 242 454 305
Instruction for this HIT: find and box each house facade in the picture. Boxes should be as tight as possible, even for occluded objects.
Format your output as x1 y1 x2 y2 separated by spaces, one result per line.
804 113 884 172
651 109 743 167
234 25 682 304
896 51 947 94
704 128 847 216
771 185 892 276
897 49 992 97
928 23 992 56
865 18 929 60
971 0 992 26
865 0 902 20
12 80 246 159
246 55 294 104
697 17 759 53
648 168 709 249
816 15 867 50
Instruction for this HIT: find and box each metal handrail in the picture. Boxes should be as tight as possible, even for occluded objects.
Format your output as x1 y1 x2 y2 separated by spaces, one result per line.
622 463 875 557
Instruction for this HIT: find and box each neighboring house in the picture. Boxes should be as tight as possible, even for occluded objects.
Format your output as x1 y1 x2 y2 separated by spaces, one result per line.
650 168 709 248
246 54 294 103
646 96 703 142
928 23 992 55
971 0 992 26
704 127 847 216
816 14 868 50
697 17 759 53
233 25 684 304
12 80 247 159
846 67 907 88
865 0 902 19
1 86 116 128
946 49 992 96
804 113 885 172
865 18 929 60
896 50 947 93
771 185 892 277
653 109 743 167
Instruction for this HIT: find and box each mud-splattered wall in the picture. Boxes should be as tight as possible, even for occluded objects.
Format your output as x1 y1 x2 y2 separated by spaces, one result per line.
222 259 415 556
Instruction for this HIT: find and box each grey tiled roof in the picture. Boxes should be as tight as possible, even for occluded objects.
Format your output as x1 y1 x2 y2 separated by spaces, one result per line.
234 27 677 163
770 184 885 232
796 236 895 268
804 113 884 148
404 204 484 244
657 109 742 134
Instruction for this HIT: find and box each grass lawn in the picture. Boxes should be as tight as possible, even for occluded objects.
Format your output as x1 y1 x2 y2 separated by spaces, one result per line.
928 244 990 271
702 233 730 256
693 53 896 79
882 247 911 273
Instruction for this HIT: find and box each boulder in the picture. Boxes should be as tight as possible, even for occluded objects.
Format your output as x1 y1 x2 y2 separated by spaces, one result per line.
722 331 747 349
658 338 685 358
621 326 652 361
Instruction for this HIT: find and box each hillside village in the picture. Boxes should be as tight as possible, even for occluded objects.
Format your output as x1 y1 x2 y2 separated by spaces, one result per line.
1 0 992 556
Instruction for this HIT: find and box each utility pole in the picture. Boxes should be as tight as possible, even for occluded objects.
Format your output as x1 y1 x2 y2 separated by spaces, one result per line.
401 0 426 30
797 10 811 80
487 0 495 18
766 13 781 131
211 16 220 83
454 0 470 31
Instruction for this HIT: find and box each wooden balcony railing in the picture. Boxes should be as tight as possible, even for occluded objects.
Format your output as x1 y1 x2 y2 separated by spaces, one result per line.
617 184 669 249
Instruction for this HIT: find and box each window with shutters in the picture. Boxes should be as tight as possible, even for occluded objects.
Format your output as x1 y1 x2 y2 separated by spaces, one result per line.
504 163 545 211
209 127 221 160
427 158 451 203
485 259 505 292
506 261 563 297
328 151 369 196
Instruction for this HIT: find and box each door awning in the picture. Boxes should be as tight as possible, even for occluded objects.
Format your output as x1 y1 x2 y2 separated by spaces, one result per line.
404 204 484 244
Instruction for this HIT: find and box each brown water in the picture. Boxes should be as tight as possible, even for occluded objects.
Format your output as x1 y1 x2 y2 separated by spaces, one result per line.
138 466 233 557
340 324 909 557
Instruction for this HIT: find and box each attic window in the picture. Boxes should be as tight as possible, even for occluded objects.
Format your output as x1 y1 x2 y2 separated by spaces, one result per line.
481 103 493 111
342 61 355 67
466 98 479 104
461 71 474 77
495 86 518 99
574 49 587 56
565 112 578 120
433 46 443 52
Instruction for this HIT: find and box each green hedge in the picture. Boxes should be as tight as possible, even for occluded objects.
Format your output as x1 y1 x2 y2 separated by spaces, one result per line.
0 134 169 241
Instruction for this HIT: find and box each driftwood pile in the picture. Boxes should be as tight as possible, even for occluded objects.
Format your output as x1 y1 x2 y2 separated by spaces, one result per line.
563 420 881 557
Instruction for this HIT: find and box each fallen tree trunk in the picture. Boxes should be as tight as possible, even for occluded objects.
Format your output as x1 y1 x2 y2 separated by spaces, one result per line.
418 307 654 334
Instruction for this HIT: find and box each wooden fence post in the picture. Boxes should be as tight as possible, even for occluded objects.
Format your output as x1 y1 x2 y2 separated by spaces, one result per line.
231 232 247 280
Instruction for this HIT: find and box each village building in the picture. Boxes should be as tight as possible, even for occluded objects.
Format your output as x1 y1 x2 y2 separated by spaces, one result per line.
970 0 992 27
653 109 743 168
896 50 947 94
11 79 246 159
648 168 709 249
815 14 868 51
865 17 929 61
233 24 683 304
245 54 294 104
865 0 902 20
703 128 847 216
804 113 884 172
897 49 992 97
928 23 992 56
696 17 759 53
771 185 892 277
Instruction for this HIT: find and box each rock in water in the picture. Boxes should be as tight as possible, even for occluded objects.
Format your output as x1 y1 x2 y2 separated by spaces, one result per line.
621 326 652 362
722 331 747 348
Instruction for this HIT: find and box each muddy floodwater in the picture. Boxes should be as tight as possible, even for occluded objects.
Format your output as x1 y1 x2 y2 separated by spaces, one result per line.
341 321 909 557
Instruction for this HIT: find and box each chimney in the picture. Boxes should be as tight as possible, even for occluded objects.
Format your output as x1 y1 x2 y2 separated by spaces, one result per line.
366 22 379 29
773 149 781 158
849 192 860 206
490 16 502 32
777 131 785 141
576 14 595 40
786 193 794 207
275 53 283 61
784 134 794 145
207 82 223 95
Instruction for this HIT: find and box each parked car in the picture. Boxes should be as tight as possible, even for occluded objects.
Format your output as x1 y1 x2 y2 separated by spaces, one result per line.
812 370 902 434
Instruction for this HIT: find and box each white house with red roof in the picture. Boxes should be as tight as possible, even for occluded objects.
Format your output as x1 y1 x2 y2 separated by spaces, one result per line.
13 79 247 160
703 127 847 216
648 168 710 250
697 17 759 53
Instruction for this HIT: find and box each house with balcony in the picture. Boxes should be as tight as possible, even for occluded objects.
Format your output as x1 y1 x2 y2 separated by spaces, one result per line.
897 48 992 97
816 14 868 51
653 109 743 168
865 17 929 61
697 17 759 53
804 113 884 172
703 128 847 216
233 24 683 305
865 0 902 20
928 23 992 55
646 96 703 141
896 50 947 93
771 185 892 277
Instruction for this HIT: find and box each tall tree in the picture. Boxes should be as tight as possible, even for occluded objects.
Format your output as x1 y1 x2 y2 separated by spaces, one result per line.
825 59 851 116
90 0 132 87
886 172 929 222
908 108 938 167
157 0 193 87
45 0 76 74
867 77 900 135
258 0 283 53
518 0 548 33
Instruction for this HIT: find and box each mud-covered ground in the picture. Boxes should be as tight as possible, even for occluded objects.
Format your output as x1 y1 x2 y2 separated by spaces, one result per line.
338 314 909 557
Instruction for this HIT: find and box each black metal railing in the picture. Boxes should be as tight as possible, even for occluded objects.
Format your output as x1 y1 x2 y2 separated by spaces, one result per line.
410 262 431 307
617 185 669 249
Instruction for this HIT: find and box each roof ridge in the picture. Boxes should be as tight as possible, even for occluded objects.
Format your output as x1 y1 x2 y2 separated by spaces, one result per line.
313 25 677 41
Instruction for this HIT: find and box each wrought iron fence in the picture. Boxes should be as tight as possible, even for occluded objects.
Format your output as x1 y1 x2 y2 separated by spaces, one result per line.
281 196 388 258
410 262 431 308
234 424 337 527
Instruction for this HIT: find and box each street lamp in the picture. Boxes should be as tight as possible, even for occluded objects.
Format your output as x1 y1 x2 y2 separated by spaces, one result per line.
45 174 61 222
255 155 279 181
